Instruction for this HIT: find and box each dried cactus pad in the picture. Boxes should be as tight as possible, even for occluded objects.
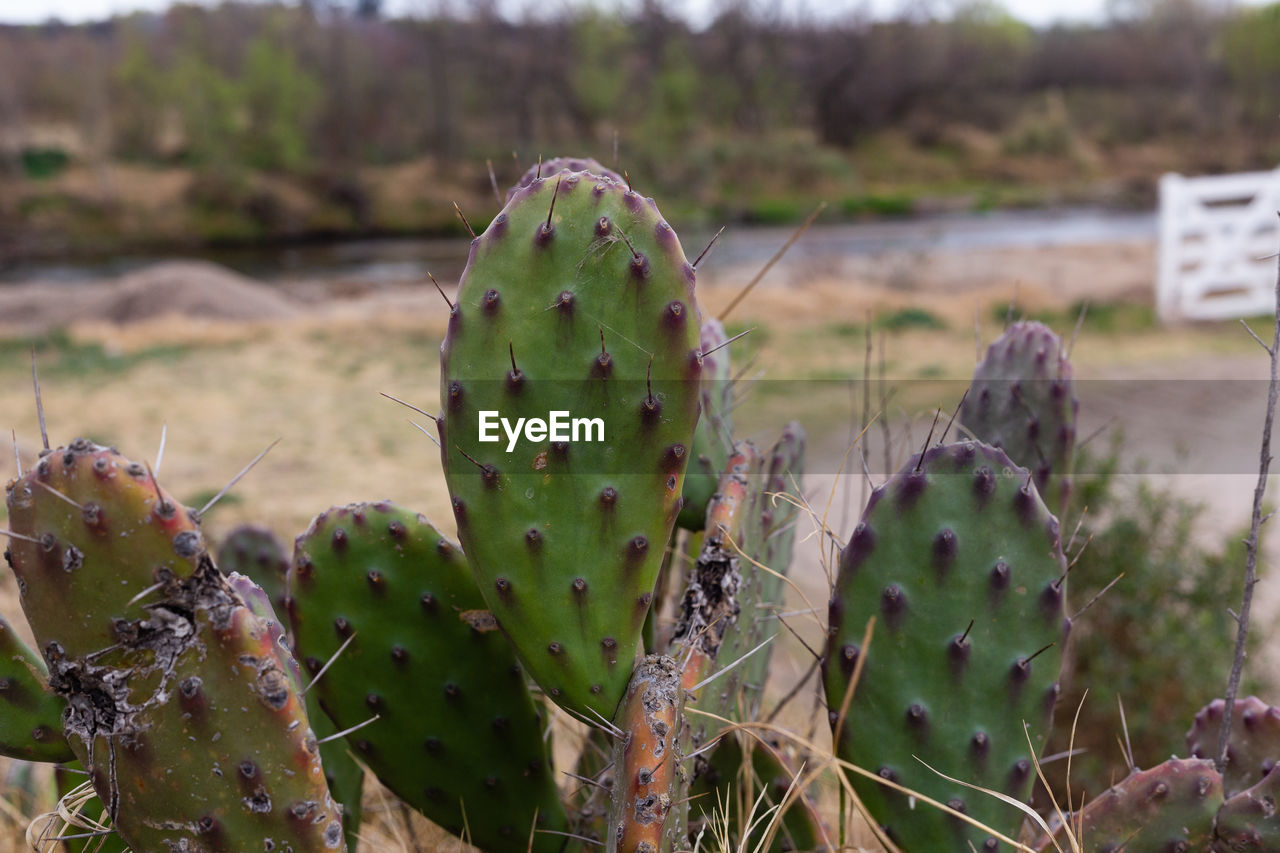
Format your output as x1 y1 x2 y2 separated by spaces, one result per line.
289 502 568 853
440 169 702 720
825 440 1069 852
5 439 345 853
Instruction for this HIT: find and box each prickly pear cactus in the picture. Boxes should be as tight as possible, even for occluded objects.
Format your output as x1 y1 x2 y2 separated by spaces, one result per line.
5 439 346 853
508 156 625 202
678 318 735 531
961 320 1077 512
1039 758 1223 852
824 441 1069 852
440 168 702 720
288 502 568 852
0 614 73 762
1216 761 1280 850
1188 696 1280 797
227 571 365 850
218 524 290 617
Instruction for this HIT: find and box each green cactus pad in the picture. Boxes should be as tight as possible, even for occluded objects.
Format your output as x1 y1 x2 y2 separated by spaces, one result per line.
678 318 735 531
218 524 290 617
1187 696 1280 798
0 614 73 762
227 572 365 850
5 439 346 853
1040 758 1222 852
961 320 1077 512
734 421 806 720
1216 762 1280 850
288 502 568 853
507 156 624 202
440 168 702 720
824 440 1069 852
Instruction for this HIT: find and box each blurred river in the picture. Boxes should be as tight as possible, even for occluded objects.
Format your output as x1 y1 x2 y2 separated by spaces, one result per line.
0 207 1155 287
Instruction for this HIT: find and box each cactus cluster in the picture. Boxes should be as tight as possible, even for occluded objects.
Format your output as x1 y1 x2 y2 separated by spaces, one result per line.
0 155 1272 853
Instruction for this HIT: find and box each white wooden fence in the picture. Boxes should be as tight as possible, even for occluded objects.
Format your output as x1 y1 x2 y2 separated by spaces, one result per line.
1157 168 1280 321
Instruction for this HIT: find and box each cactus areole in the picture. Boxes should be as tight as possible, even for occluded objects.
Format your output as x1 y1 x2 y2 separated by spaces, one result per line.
439 168 702 720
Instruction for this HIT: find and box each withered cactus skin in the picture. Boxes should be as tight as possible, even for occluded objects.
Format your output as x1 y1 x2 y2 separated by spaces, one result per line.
5 440 345 853
607 654 684 853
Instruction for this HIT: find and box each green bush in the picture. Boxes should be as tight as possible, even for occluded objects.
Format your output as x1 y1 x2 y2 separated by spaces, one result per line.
1039 437 1268 803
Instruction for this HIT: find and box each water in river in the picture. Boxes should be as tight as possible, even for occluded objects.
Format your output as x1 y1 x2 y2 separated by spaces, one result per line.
0 207 1155 287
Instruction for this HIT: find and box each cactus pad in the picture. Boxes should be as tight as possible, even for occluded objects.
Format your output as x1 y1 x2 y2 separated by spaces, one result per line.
5 439 346 852
288 502 567 852
0 614 73 763
218 524 291 618
1187 696 1280 797
1216 762 1280 850
508 156 624 202
1040 758 1223 852
678 318 735 531
824 440 1069 851
962 320 1077 511
440 168 702 719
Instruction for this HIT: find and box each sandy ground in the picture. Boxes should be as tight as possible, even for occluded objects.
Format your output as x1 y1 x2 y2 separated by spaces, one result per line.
0 238 1274 851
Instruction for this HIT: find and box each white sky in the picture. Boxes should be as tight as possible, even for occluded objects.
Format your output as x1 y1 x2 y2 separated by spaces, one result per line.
0 0 1265 27
0 0 1116 27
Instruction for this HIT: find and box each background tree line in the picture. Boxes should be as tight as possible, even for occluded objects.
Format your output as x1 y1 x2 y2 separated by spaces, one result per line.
2 0 1279 251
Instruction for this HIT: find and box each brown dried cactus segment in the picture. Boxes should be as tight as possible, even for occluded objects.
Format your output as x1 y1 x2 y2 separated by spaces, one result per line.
608 654 684 853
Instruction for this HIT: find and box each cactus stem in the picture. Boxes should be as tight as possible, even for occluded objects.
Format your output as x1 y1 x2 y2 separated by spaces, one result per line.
30 347 48 451
691 225 725 270
453 201 475 238
196 439 280 519
427 271 454 310
301 630 358 697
